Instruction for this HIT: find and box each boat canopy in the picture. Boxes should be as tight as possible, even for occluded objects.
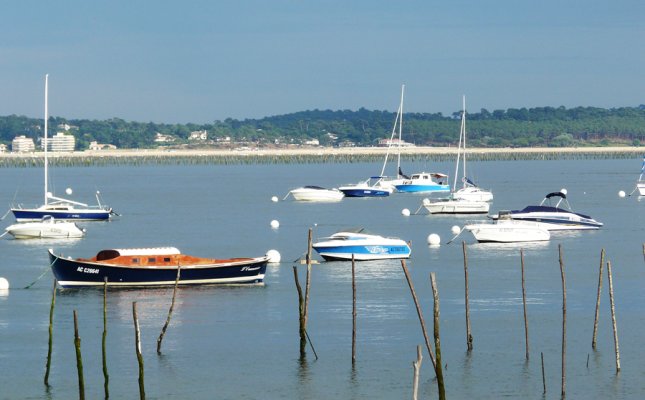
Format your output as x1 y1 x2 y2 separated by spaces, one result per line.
96 247 181 261
545 191 566 199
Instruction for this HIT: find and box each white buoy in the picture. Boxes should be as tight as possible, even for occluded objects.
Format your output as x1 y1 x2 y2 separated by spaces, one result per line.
401 208 410 216
271 196 279 202
560 188 568 195
0 277 9 290
266 249 281 263
451 225 461 235
270 220 280 229
427 233 441 246
422 198 431 206
618 190 626 198
66 187 73 195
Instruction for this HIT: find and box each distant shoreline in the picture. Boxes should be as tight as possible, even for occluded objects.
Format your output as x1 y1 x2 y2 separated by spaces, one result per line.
0 146 642 166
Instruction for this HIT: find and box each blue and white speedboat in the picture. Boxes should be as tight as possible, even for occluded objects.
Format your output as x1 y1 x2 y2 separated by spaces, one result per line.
312 228 411 261
490 190 603 230
394 172 450 193
338 177 393 197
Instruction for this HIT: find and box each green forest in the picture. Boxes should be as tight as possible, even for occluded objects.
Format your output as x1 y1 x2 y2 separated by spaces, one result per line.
1 105 645 150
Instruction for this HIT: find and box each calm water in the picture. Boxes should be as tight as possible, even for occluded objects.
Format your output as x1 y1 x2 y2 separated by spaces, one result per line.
0 158 644 399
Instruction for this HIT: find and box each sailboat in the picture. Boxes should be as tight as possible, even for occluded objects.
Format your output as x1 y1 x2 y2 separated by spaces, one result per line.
451 96 493 202
378 85 450 193
631 156 645 196
10 75 114 222
422 96 490 214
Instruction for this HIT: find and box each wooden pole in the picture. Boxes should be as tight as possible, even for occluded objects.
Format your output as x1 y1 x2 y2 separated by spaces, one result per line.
157 264 181 354
352 254 357 365
303 228 313 327
592 249 605 350
400 259 437 372
606 261 621 372
293 266 307 356
412 345 423 400
430 272 446 400
133 302 145 400
102 277 109 399
520 249 529 360
558 244 567 399
73 310 85 400
463 241 473 351
44 278 56 386
541 352 546 394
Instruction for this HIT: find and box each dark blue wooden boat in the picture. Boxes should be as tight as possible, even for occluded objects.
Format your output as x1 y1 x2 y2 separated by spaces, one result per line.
48 247 268 288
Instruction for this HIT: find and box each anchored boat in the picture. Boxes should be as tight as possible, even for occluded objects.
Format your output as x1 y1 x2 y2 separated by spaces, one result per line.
312 228 411 261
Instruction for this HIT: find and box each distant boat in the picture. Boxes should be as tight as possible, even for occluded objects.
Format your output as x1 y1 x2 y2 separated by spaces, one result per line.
11 74 114 222
422 197 489 214
464 213 550 243
48 247 269 288
632 156 645 196
312 228 411 261
377 85 450 194
287 186 344 202
5 216 85 239
338 177 394 197
490 190 603 230
450 96 493 202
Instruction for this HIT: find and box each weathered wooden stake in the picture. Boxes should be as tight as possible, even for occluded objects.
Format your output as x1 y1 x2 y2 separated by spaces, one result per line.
293 266 307 356
400 260 437 372
558 244 567 399
303 228 313 327
520 249 529 360
463 241 473 351
102 277 109 399
606 261 621 372
430 272 446 400
157 264 181 354
44 278 56 386
592 249 605 350
352 254 357 365
73 310 85 400
541 352 546 394
133 302 145 400
412 345 423 400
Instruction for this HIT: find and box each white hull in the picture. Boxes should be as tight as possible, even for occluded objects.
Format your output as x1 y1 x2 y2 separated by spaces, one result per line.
312 230 411 261
289 187 344 202
465 220 550 243
637 182 645 196
6 220 84 239
452 186 494 202
498 211 602 230
423 198 489 214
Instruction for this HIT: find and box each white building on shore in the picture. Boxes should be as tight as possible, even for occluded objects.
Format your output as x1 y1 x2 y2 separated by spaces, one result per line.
12 135 36 152
46 132 75 152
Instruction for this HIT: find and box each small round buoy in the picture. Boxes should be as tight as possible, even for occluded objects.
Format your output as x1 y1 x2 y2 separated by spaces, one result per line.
427 234 441 246
266 249 281 263
401 208 410 216
560 188 568 195
618 190 626 198
0 277 9 290
451 225 461 235
270 220 280 229
271 196 279 202
422 198 431 206
66 187 73 195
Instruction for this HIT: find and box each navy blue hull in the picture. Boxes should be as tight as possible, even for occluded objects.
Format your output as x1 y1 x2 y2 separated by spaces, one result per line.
49 251 268 288
13 209 111 222
340 189 390 197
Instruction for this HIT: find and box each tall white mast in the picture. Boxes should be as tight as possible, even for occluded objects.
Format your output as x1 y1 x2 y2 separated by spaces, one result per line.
397 84 404 177
453 96 465 191
44 74 49 205
379 84 405 178
461 95 467 189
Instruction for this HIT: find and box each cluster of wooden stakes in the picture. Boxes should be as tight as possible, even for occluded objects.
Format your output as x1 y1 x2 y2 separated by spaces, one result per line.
38 234 645 400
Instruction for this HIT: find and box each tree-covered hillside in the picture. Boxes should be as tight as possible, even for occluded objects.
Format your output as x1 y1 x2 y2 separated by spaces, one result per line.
1 105 645 150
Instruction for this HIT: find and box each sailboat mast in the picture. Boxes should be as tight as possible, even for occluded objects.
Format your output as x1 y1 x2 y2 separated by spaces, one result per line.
453 96 464 191
44 74 49 206
397 84 404 177
379 84 405 178
461 95 467 188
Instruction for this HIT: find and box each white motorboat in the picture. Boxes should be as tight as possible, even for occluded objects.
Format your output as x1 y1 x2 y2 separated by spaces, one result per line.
490 190 603 230
394 172 451 193
338 177 394 197
312 228 411 261
464 213 550 243
10 75 114 222
5 216 85 239
451 96 493 202
422 197 489 214
287 186 344 201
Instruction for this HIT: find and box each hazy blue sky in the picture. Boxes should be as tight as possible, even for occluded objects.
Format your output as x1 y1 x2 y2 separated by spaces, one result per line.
2 1 644 124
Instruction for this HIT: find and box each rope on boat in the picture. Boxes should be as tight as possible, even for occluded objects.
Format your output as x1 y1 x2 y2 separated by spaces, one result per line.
0 208 11 221
282 192 291 201
446 227 466 245
628 186 638 196
0 231 8 239
23 259 57 289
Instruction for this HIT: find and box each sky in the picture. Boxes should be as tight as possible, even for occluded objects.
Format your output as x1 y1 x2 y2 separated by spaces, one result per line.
1 1 644 124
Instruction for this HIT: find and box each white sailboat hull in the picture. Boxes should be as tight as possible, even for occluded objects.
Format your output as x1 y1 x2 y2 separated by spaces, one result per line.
6 220 85 239
465 220 550 243
452 186 494 202
423 198 489 214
